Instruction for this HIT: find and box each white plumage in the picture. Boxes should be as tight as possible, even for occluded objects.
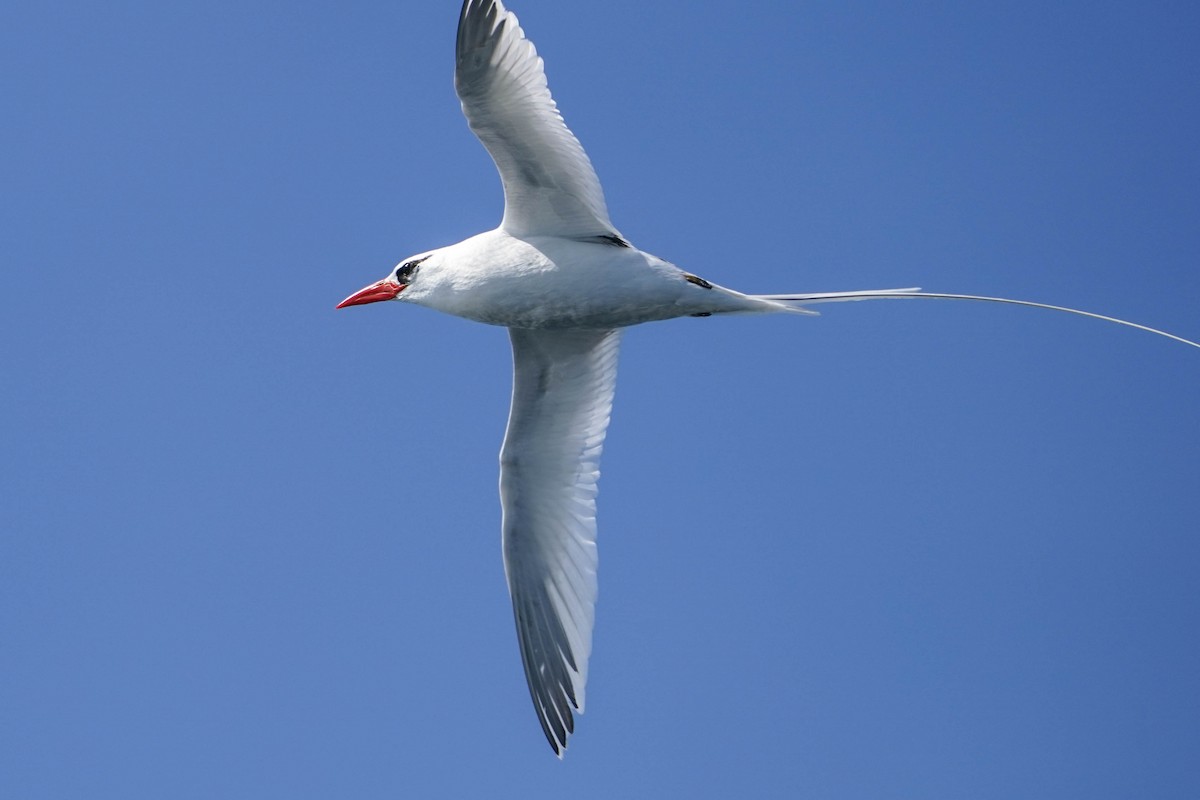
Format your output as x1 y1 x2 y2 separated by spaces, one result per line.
455 0 618 240
336 0 1199 756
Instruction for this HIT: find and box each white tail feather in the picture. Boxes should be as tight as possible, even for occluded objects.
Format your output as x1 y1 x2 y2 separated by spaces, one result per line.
751 289 1200 349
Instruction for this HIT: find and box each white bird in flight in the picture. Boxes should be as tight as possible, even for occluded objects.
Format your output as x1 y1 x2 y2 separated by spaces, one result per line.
337 0 1198 756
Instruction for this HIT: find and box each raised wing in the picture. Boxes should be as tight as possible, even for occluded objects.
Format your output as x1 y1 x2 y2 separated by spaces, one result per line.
500 328 621 755
455 0 623 241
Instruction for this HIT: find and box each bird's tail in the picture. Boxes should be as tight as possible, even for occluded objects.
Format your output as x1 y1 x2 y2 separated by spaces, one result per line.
749 288 1200 349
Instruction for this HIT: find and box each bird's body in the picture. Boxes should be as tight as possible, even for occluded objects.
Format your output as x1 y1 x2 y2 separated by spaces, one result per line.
393 229 801 329
337 0 1198 757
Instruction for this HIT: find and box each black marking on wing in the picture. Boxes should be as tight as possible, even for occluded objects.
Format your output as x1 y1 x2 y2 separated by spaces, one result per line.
684 273 713 289
578 233 631 248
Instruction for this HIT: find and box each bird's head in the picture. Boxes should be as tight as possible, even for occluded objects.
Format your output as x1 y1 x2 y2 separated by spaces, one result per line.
336 253 434 309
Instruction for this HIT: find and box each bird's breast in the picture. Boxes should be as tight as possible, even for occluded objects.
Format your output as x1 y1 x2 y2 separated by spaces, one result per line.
424 235 699 329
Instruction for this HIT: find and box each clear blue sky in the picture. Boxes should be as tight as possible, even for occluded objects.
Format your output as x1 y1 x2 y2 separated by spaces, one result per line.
3 1 1199 797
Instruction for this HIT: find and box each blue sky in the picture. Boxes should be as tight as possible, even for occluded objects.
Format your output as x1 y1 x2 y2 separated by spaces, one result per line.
3 0 1199 796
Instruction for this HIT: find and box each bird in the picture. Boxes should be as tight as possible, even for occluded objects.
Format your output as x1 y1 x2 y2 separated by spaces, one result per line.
337 0 1199 756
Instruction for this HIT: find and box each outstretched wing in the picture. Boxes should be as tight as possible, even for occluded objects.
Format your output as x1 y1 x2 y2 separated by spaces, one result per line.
500 328 621 755
455 0 623 241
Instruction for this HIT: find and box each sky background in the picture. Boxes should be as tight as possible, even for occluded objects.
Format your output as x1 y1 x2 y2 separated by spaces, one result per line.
3 0 1199 796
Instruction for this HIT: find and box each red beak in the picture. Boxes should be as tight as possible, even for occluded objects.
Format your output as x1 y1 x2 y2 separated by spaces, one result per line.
336 279 403 309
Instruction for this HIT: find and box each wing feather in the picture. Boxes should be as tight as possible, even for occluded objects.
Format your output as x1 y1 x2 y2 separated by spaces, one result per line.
500 328 620 755
455 0 622 240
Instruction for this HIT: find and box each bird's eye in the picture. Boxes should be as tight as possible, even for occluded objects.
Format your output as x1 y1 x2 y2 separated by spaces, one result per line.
395 260 422 283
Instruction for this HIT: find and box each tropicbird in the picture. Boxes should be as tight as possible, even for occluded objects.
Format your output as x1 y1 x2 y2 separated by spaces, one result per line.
337 0 1199 756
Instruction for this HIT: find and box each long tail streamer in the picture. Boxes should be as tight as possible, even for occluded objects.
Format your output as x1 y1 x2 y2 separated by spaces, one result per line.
758 289 1200 349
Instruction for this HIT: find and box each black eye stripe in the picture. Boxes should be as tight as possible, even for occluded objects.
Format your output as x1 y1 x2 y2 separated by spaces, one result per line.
395 255 431 282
